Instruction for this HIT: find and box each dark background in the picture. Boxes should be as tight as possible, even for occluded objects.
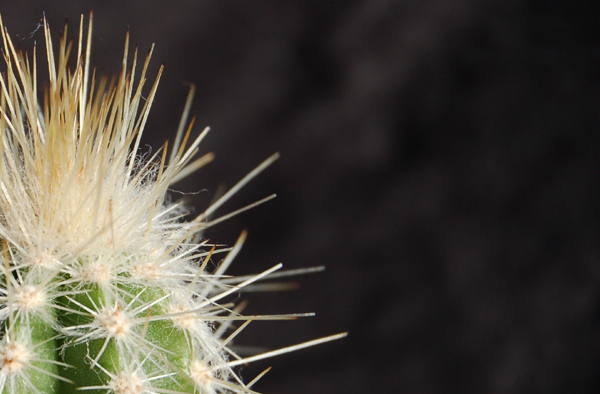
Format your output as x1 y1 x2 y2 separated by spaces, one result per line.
2 1 600 393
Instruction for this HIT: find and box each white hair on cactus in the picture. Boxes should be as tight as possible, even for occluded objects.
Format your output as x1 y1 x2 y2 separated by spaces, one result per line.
0 11 346 394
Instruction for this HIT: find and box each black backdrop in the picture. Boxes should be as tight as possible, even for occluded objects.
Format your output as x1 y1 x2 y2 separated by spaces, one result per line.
1 1 599 393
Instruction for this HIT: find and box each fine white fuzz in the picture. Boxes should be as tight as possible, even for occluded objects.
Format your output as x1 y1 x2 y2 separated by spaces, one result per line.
0 341 30 374
0 12 346 394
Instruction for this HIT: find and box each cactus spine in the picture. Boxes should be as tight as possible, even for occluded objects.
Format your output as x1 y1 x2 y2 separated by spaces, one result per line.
0 13 345 394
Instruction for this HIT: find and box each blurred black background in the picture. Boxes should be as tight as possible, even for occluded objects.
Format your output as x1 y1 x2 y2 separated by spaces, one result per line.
2 1 600 393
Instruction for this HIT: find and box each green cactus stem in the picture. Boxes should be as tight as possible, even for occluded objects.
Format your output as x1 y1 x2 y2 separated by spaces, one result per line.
0 12 345 394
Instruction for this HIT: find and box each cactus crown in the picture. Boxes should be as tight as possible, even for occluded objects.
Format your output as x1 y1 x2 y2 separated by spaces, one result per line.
0 13 344 394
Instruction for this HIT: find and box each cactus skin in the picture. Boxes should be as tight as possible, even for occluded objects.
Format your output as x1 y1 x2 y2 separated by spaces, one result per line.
54 281 196 394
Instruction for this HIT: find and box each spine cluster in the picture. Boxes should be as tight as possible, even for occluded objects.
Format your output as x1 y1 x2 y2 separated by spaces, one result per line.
0 13 344 394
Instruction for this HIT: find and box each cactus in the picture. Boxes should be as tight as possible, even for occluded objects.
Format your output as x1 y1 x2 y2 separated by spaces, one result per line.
0 13 345 394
